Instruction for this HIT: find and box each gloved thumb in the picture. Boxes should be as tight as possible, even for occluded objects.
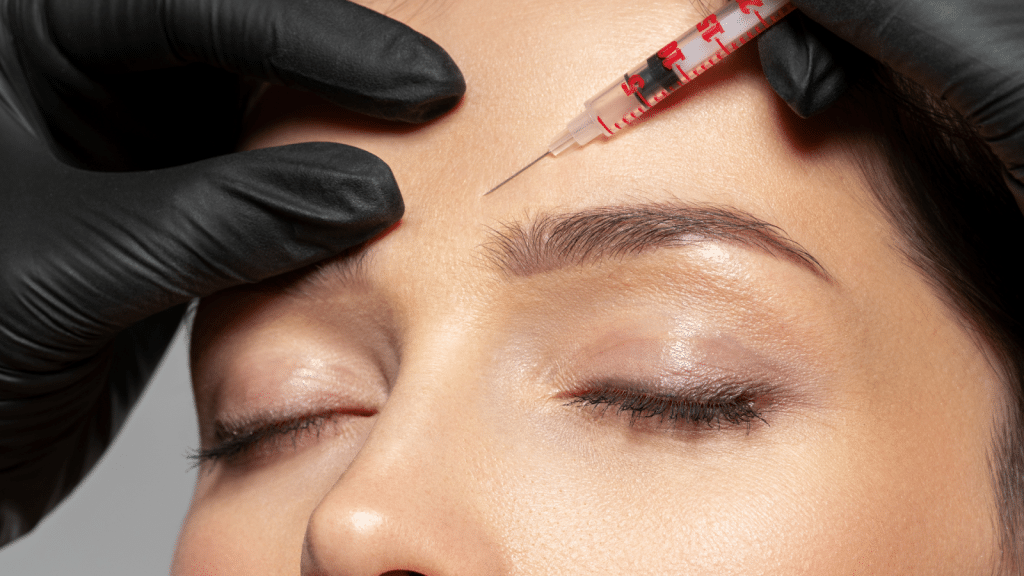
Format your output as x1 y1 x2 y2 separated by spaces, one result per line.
757 12 853 118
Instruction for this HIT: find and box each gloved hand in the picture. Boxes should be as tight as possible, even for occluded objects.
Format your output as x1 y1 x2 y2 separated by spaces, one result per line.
757 0 1024 197
0 0 464 545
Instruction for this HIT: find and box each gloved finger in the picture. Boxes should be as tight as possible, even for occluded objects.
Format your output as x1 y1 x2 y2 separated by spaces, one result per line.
0 142 401 372
786 0 1024 178
42 0 465 122
757 12 850 118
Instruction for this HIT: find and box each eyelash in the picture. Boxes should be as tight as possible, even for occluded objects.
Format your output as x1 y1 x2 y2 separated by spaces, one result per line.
190 386 766 465
188 411 347 466
566 386 767 431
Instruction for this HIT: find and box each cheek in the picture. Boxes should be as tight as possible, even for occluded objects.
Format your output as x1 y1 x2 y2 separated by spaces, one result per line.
173 511 296 576
172 429 373 575
173 478 318 576
469 373 996 575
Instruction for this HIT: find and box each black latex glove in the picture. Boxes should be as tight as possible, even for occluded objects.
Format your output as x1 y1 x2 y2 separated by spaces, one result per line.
757 0 1024 197
0 0 464 545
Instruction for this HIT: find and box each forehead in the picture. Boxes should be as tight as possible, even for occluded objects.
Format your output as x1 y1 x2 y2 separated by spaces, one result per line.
253 3 885 238
243 0 903 322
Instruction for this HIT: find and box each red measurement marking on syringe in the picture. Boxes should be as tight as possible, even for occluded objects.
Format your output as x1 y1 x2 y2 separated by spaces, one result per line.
585 0 796 143
658 42 685 71
620 74 652 107
737 0 765 12
697 14 725 42
667 2 796 90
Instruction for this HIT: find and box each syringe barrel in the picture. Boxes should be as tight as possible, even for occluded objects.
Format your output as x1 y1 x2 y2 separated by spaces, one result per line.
551 79 640 153
557 0 793 152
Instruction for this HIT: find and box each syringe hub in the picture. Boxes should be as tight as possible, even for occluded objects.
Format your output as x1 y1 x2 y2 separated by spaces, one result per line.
549 128 575 156
550 111 604 155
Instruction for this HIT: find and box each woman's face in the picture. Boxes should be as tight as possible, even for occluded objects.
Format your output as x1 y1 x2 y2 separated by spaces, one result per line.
174 0 1005 574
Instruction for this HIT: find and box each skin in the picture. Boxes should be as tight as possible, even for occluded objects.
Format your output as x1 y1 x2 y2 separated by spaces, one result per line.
174 0 1006 574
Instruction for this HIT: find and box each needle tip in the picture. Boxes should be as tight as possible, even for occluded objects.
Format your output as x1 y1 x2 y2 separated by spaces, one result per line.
483 152 548 196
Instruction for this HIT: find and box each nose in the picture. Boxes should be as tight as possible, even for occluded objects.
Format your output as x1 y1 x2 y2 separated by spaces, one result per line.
299 387 504 576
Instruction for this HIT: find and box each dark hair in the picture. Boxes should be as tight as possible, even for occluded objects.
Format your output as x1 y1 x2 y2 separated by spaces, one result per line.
831 56 1024 572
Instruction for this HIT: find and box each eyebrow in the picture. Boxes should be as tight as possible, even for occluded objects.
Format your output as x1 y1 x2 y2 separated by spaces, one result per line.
482 202 830 281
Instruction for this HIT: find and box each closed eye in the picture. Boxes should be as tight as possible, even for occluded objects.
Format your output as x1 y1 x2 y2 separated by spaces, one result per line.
566 383 769 432
188 407 376 467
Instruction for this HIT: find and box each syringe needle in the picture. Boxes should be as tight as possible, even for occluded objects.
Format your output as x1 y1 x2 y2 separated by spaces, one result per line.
483 152 548 196
481 0 794 195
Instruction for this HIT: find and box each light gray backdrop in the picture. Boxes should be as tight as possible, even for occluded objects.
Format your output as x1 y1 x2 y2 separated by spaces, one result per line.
0 326 197 575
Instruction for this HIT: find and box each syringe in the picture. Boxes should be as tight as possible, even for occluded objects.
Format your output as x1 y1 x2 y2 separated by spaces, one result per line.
485 0 795 196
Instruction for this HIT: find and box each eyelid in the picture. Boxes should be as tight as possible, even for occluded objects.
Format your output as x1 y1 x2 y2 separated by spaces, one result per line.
561 375 778 403
562 377 776 431
191 407 376 466
213 407 375 443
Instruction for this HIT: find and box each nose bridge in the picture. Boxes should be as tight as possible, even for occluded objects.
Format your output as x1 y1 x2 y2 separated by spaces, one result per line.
301 339 506 576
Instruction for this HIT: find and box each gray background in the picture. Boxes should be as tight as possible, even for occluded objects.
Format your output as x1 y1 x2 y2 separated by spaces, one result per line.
0 326 197 575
